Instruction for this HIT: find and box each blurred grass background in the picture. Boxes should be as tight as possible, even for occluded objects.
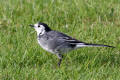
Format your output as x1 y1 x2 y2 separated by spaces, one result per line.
0 0 120 80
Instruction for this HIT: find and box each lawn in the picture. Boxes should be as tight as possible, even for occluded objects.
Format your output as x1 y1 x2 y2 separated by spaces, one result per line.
0 0 120 80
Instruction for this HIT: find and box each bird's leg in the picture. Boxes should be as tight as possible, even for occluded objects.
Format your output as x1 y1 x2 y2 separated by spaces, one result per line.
58 58 62 67
57 54 63 67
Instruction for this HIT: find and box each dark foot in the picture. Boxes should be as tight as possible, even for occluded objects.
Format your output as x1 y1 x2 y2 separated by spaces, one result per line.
58 59 62 67
57 54 63 67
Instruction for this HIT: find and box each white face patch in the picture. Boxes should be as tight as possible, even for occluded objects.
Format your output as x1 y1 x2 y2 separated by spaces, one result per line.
34 23 45 35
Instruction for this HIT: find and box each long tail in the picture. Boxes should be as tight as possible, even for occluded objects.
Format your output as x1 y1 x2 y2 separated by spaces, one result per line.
76 43 115 48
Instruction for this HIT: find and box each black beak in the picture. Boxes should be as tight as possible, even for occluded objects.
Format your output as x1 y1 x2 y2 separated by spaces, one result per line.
29 24 34 27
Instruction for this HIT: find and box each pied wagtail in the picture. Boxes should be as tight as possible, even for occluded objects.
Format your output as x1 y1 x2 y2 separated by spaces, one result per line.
29 22 114 66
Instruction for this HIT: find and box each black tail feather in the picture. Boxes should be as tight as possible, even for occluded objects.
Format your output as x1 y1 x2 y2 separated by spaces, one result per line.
84 43 115 48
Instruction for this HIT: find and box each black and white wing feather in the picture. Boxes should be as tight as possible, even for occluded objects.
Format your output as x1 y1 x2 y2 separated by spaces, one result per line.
47 31 115 48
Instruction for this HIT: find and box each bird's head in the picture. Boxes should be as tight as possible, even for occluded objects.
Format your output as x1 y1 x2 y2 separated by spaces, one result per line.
29 22 51 35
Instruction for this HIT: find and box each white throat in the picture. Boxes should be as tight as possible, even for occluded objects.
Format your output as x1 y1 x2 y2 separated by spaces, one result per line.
34 25 46 36
36 29 45 36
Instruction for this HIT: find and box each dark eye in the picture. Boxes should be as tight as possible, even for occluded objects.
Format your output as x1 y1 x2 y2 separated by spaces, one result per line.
38 25 40 27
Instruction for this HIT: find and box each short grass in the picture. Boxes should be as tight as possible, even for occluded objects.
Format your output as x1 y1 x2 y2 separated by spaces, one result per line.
0 0 120 80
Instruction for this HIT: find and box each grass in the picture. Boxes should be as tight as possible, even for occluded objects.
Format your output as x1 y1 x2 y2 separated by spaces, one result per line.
0 0 120 80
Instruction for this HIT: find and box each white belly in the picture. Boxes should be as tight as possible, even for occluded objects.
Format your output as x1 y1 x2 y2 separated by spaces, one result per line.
37 39 54 54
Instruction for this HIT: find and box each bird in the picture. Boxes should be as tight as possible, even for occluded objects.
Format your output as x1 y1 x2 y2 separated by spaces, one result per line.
29 22 115 67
